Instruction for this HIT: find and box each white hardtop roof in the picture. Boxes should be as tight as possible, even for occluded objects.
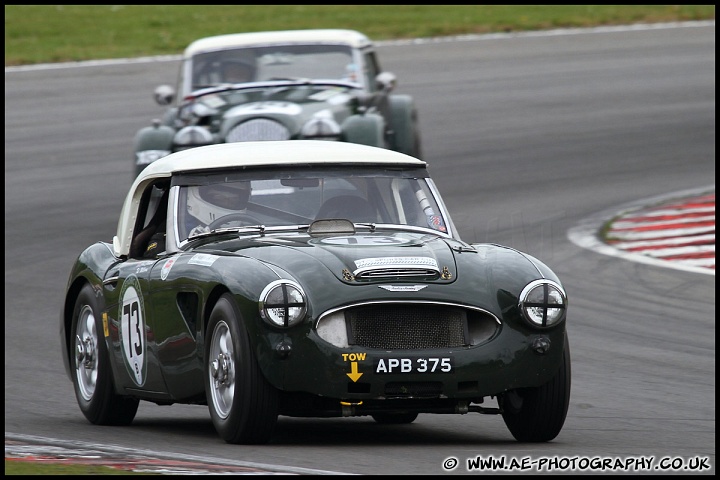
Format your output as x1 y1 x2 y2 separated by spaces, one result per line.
137 140 425 184
115 141 425 257
184 29 373 58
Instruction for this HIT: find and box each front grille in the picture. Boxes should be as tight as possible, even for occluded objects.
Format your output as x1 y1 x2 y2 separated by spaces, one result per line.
226 119 291 142
315 301 500 350
347 305 467 349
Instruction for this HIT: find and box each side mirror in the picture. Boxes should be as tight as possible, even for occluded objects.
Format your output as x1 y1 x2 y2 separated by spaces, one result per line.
153 85 176 106
112 235 122 258
375 72 397 92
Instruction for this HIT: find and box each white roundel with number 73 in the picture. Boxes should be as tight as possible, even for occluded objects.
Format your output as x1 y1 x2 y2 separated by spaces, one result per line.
119 275 147 386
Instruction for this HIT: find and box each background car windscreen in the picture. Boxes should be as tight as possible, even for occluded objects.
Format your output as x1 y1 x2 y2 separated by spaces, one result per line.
192 45 357 88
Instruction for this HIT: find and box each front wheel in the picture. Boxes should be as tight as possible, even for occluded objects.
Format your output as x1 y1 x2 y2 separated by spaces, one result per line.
501 335 571 442
205 293 279 444
70 283 139 425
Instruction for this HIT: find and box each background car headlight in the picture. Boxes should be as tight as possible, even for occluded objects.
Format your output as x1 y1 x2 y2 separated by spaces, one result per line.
173 126 214 150
518 279 567 327
300 117 341 141
259 280 307 328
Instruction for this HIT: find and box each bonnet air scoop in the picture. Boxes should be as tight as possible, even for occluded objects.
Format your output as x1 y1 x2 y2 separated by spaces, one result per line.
307 221 442 281
352 256 441 281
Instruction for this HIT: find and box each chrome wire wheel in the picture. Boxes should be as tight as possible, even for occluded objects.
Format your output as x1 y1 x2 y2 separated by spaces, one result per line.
208 320 235 419
74 304 98 401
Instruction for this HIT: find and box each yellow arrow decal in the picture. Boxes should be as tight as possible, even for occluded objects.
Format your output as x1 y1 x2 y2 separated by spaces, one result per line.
346 361 363 382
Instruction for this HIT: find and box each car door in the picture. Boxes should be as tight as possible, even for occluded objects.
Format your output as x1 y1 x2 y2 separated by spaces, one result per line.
102 255 170 397
101 182 172 397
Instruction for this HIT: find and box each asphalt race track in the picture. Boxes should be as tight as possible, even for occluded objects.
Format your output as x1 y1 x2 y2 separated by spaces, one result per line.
5 22 715 475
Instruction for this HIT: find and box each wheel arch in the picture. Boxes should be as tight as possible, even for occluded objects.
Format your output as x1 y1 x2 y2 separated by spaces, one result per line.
201 285 232 338
341 112 385 148
387 94 421 157
61 275 104 380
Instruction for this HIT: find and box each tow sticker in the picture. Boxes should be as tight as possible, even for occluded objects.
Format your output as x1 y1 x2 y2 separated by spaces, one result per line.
343 352 365 382
119 275 147 386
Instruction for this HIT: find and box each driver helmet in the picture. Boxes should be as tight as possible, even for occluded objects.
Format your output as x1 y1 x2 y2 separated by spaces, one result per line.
220 58 256 83
186 181 251 225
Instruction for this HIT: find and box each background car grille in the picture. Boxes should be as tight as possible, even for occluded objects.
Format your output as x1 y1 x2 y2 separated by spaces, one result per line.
226 119 291 142
346 305 473 349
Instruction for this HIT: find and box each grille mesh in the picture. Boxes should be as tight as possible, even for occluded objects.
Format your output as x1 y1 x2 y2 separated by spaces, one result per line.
346 305 467 349
226 119 291 142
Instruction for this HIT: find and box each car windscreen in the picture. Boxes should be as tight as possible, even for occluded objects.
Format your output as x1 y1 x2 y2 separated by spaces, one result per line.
172 166 448 241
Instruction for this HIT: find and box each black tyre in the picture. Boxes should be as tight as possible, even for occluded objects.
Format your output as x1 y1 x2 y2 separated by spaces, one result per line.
372 413 419 424
70 283 139 425
205 293 279 444
501 335 571 442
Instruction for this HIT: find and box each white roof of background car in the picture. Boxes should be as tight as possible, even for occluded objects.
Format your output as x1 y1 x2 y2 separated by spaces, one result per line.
114 141 425 257
184 29 373 58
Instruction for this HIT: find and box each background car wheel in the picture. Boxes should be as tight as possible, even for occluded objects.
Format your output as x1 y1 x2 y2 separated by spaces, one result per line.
501 334 571 442
70 283 139 425
205 293 279 444
371 413 419 424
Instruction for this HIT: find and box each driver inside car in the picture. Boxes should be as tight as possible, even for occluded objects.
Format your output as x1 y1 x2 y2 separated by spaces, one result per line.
221 60 256 83
187 181 252 237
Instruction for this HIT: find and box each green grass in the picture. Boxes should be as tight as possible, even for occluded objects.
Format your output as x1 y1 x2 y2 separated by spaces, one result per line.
4 5 715 66
3 4 715 475
5 458 151 475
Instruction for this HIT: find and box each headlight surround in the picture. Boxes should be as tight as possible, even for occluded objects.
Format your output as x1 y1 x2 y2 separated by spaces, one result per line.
173 126 214 149
300 117 341 141
259 280 307 328
518 279 567 327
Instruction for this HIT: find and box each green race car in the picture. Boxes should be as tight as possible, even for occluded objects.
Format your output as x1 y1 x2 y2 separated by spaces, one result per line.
134 29 422 176
62 140 570 444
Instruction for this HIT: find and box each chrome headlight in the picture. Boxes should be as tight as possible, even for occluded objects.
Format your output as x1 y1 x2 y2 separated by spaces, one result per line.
259 280 307 328
518 279 567 327
300 117 341 141
173 126 214 150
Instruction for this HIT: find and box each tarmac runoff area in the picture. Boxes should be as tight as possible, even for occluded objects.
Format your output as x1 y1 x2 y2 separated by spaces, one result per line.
5 188 715 475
